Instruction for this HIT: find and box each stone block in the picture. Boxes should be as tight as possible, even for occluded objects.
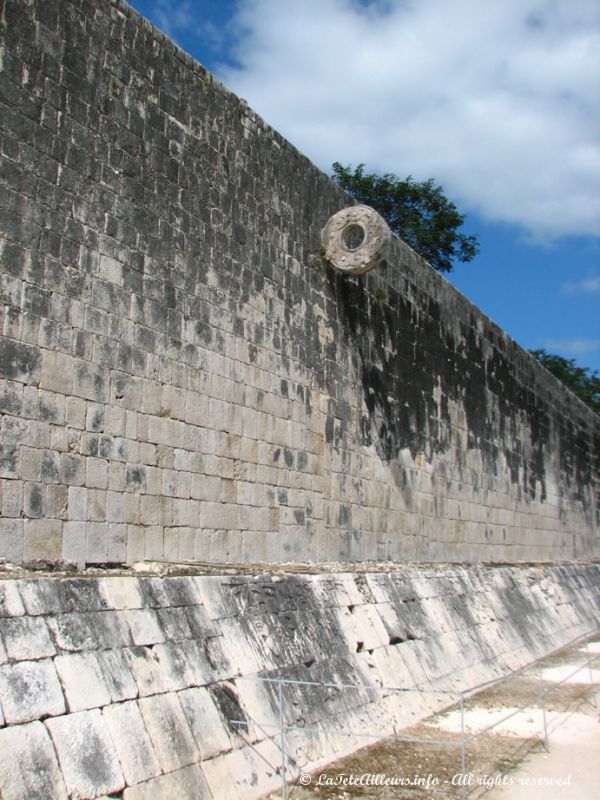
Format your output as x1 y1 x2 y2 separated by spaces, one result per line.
137 692 198 771
0 721 68 800
96 647 139 702
1 477 23 516
0 658 66 723
73 360 109 403
46 709 125 798
103 700 162 785
23 518 62 561
60 452 86 486
126 525 146 563
61 521 86 567
122 764 213 800
40 448 60 482
146 642 196 691
124 645 173 697
156 606 192 641
0 337 41 384
47 612 99 652
86 457 109 489
106 491 124 521
55 652 112 711
0 518 23 561
125 608 166 646
201 738 281 800
107 522 127 561
178 686 232 758
17 579 62 616
86 521 109 562
40 349 74 395
0 442 19 478
0 615 56 660
46 484 68 518
2 415 27 443
23 481 46 518
0 378 23 415
65 395 87 429
0 579 25 616
101 576 143 609
68 486 88 520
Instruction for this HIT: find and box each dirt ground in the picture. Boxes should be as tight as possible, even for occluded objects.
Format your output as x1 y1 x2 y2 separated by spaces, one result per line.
263 638 600 800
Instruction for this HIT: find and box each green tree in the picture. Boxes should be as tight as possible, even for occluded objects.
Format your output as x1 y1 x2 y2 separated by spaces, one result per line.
530 349 600 414
332 162 479 273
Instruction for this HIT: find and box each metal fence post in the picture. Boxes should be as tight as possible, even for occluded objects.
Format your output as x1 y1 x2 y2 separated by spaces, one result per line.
460 691 467 800
538 663 549 752
278 678 288 800
585 641 597 709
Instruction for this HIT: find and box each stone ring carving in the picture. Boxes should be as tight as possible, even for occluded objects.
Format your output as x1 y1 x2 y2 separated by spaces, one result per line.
321 205 391 275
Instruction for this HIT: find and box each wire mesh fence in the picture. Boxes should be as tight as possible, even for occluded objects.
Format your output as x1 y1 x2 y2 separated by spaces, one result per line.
229 630 599 799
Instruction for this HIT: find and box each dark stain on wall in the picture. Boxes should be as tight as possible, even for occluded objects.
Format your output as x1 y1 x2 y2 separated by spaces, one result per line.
0 0 597 565
325 261 597 512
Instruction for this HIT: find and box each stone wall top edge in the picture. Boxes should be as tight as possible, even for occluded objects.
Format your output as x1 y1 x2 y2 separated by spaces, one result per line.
114 0 339 185
2 560 598 584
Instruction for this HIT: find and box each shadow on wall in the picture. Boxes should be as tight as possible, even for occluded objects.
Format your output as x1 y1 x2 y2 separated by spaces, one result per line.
324 261 594 514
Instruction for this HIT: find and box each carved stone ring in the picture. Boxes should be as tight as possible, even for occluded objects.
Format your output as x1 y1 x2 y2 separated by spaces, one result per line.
321 205 391 275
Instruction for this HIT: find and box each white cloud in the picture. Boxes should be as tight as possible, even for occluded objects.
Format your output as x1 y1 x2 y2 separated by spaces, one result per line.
563 275 600 293
219 0 600 241
148 1 227 52
148 0 194 40
543 338 600 355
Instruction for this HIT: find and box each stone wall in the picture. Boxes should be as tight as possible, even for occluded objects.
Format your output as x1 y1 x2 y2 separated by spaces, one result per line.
0 0 598 566
0 563 598 799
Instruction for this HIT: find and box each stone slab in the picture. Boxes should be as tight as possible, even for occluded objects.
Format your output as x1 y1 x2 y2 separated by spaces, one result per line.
45 709 125 798
0 721 68 800
0 658 65 724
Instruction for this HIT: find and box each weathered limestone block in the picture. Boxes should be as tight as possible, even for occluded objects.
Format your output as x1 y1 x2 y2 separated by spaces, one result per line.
0 565 596 798
102 701 162 786
0 721 68 800
121 764 213 800
0 616 56 661
45 710 125 799
0 659 65 724
54 653 112 711
137 693 198 772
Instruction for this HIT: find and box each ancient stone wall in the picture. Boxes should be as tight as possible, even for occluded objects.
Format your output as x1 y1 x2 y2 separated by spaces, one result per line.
0 563 598 799
0 0 598 566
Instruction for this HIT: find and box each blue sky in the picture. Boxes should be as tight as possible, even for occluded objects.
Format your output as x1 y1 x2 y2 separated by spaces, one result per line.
127 0 600 372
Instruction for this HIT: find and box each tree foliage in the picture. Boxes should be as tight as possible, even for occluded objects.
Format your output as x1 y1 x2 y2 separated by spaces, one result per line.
332 162 479 273
530 349 600 415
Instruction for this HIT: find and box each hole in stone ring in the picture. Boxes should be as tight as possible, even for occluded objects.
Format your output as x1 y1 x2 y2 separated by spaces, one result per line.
341 223 365 251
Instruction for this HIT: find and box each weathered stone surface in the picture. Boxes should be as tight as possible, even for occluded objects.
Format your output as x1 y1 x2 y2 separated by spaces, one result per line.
54 653 112 711
125 608 166 646
0 339 41 385
0 659 65 724
45 709 125 798
0 565 597 799
0 616 55 661
0 721 68 800
96 648 139 702
0 518 23 561
0 0 596 568
137 693 198 771
102 700 162 785
122 764 213 800
0 581 25 617
178 686 232 758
